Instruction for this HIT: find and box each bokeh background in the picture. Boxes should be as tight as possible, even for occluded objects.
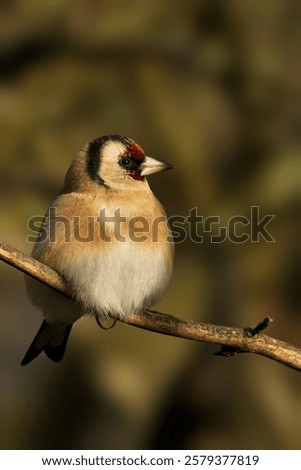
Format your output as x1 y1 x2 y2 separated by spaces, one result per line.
0 0 300 450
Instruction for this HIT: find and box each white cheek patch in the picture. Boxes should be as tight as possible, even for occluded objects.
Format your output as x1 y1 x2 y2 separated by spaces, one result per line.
101 141 126 164
98 141 128 183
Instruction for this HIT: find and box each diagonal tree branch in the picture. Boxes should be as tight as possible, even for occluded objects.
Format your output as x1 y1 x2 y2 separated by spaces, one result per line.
0 240 300 371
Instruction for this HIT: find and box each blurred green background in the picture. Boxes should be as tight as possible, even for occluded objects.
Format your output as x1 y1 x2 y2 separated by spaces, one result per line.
0 0 300 450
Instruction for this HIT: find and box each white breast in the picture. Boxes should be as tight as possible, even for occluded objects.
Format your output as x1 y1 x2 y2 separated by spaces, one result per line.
66 240 173 319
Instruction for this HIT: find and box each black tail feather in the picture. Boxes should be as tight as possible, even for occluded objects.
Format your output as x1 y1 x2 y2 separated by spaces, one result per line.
44 326 72 363
21 321 72 366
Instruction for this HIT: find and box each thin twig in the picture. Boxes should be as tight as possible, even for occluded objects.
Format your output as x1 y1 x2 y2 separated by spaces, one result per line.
0 240 300 371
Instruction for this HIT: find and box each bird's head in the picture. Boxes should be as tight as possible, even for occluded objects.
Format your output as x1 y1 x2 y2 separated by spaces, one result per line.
61 135 174 194
85 135 174 190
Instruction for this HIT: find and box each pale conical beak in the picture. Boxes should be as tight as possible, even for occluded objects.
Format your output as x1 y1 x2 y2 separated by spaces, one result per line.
140 156 175 177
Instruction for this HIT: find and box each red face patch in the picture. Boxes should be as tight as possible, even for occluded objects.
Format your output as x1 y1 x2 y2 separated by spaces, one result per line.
127 142 145 161
130 171 144 181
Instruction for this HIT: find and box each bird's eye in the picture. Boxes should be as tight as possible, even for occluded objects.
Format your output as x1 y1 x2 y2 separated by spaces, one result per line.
120 157 131 168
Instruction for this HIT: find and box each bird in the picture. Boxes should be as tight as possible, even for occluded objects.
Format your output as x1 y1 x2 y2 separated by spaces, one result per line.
21 135 175 365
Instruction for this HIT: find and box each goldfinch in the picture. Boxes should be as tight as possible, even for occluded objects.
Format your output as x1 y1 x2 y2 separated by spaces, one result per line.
22 135 174 365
